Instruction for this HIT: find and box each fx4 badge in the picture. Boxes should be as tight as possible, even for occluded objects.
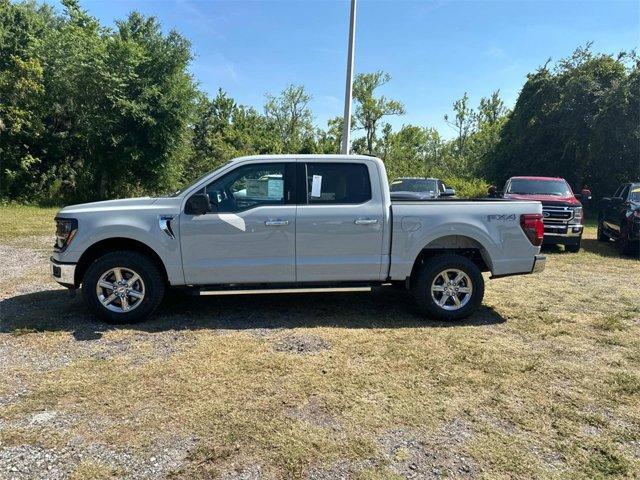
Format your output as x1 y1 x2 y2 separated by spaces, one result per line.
487 214 516 222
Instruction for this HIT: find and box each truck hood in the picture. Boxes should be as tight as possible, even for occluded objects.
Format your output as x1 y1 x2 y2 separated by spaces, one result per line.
504 193 580 206
58 197 159 214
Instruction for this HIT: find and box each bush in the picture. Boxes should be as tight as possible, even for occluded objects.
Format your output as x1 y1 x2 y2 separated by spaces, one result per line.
442 177 489 198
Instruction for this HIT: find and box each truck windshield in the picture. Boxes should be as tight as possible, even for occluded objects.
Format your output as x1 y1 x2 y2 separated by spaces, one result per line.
630 185 640 203
390 179 438 193
507 179 572 196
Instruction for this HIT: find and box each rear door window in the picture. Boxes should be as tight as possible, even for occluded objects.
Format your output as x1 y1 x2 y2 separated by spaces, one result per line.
302 163 372 204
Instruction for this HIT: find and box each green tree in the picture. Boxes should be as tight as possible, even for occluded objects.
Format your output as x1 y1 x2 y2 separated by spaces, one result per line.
316 116 343 154
264 84 314 153
489 46 639 195
0 0 198 201
352 71 405 155
444 92 476 159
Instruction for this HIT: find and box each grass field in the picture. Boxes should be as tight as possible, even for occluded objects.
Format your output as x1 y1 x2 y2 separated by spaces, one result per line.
0 204 638 479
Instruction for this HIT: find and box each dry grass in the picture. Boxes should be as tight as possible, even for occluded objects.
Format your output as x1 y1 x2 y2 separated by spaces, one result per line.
0 205 638 479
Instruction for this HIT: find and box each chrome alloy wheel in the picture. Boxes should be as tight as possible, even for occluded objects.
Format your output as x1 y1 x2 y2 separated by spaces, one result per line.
95 267 145 313
430 269 473 311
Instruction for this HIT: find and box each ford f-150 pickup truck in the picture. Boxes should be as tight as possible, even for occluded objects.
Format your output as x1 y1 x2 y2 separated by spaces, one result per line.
503 176 583 252
51 155 546 323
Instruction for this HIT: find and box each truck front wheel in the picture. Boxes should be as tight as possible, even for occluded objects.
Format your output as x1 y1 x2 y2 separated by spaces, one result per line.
82 251 165 324
412 254 485 321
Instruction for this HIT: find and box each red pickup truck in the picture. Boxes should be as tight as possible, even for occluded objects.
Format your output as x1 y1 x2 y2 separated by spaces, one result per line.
503 176 584 252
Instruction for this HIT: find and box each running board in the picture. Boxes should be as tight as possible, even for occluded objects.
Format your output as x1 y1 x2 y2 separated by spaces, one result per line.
195 286 373 296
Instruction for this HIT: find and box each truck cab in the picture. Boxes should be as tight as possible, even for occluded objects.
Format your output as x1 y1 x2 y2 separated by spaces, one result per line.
503 176 583 252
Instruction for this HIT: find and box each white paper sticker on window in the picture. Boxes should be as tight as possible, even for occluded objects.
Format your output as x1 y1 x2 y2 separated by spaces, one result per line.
311 175 322 198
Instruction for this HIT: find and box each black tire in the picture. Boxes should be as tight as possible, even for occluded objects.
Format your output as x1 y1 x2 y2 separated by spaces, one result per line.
82 250 165 324
565 240 581 253
411 254 484 321
619 224 639 256
597 219 609 242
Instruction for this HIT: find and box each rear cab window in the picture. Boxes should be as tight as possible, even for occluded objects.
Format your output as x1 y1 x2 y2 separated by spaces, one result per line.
301 163 372 204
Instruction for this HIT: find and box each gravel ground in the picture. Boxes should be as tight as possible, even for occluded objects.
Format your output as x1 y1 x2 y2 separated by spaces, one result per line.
0 237 201 479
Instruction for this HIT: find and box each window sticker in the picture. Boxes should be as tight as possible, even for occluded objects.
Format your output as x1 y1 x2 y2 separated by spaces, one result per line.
268 179 284 198
311 175 322 198
246 179 267 197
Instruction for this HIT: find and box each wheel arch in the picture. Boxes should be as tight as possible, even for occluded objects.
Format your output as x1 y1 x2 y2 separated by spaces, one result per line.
407 235 491 288
75 237 169 287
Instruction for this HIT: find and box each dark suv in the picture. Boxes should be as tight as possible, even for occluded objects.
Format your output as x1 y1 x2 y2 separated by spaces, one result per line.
597 182 640 256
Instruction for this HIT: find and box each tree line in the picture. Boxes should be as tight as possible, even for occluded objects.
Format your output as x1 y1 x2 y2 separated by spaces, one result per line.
1 0 638 204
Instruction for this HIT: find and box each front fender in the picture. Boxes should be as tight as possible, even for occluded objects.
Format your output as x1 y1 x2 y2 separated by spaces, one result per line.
53 213 184 285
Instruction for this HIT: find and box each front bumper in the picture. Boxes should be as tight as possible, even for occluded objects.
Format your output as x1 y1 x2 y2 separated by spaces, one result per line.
543 224 583 245
50 257 76 288
531 254 546 274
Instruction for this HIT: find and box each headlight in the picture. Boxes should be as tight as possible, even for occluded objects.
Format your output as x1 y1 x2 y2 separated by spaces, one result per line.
570 206 583 224
54 218 78 251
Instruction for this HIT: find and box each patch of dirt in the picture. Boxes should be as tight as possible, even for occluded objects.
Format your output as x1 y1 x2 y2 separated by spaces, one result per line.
285 396 342 431
273 334 331 355
379 421 476 479
219 463 273 479
0 436 195 480
306 459 375 480
308 420 477 479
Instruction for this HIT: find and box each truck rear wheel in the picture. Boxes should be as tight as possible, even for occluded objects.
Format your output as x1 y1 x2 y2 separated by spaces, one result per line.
411 254 484 321
82 251 165 324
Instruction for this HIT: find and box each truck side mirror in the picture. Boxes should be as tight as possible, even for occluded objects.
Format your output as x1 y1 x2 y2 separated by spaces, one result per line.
185 193 212 215
441 188 456 197
574 193 582 201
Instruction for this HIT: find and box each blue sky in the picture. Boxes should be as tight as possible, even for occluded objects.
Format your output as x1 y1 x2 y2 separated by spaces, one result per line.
79 0 638 136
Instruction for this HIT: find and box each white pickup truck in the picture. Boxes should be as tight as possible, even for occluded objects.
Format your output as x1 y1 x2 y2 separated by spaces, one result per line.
51 155 546 323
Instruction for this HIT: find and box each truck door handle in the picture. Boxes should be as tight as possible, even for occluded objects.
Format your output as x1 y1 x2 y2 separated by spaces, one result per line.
265 219 289 226
354 218 378 225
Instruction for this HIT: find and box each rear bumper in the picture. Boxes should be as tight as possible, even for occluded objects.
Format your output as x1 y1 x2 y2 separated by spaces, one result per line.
50 257 76 288
531 254 546 274
490 254 546 279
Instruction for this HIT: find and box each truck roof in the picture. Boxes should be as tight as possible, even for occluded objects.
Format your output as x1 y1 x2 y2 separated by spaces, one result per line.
510 176 566 181
394 177 440 181
230 154 379 163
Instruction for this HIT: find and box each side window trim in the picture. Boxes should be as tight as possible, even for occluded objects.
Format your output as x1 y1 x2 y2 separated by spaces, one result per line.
190 162 293 214
299 162 373 206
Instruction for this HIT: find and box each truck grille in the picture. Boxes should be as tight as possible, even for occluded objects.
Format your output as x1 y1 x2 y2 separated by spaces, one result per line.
542 206 573 225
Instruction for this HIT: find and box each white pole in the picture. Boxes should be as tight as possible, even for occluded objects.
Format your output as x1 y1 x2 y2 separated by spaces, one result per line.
341 0 356 155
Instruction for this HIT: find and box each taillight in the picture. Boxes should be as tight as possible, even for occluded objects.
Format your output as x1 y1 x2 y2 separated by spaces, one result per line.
521 214 544 246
